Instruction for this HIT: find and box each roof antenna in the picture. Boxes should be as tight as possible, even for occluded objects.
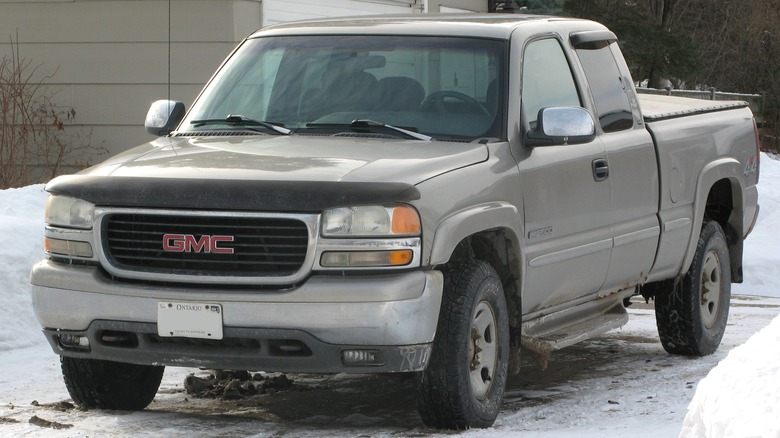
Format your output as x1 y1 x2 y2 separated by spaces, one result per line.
167 0 171 103
167 0 179 152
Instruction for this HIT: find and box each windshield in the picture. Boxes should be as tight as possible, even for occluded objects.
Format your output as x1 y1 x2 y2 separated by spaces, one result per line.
181 35 506 141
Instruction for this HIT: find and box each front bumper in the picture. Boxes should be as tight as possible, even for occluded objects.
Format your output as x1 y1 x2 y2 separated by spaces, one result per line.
31 260 443 373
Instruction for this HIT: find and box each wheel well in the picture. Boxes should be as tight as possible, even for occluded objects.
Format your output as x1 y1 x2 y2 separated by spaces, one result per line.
704 178 744 282
444 229 522 358
704 179 733 233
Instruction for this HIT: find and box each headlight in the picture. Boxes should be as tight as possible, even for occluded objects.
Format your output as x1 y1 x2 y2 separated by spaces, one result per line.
45 195 95 229
321 205 420 237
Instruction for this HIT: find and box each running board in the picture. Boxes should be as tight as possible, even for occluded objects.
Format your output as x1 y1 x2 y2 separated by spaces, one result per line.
521 303 629 368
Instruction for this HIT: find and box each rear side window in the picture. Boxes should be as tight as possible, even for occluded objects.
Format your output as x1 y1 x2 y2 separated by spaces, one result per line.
521 38 581 128
576 45 634 132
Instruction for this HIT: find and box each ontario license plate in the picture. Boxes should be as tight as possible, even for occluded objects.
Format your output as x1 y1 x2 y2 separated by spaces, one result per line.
157 302 223 340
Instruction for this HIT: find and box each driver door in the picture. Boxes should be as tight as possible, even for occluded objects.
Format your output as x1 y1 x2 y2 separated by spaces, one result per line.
515 37 613 314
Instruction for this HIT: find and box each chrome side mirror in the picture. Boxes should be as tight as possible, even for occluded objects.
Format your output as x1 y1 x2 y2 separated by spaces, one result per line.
144 100 185 136
525 107 596 147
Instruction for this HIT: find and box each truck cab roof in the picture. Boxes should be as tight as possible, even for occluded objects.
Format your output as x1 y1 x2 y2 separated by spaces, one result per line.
251 14 601 40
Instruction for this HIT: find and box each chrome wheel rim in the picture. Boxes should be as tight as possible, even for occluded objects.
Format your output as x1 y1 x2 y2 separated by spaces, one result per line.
700 249 722 329
469 301 498 399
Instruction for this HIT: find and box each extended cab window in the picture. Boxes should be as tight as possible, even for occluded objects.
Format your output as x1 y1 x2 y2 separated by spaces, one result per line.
575 45 634 132
521 39 581 128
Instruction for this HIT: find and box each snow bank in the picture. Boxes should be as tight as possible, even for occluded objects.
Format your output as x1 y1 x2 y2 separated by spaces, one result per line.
0 184 48 351
732 153 780 298
681 153 780 438
680 312 780 438
0 155 777 437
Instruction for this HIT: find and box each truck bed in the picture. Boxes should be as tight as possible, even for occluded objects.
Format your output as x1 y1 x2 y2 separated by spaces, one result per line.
638 93 749 123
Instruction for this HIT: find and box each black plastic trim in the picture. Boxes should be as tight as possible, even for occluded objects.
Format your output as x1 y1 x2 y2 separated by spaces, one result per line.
570 30 617 50
642 101 750 123
43 321 432 373
45 176 421 212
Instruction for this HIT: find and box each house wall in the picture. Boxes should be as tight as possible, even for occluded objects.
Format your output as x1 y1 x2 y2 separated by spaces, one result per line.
0 0 487 176
0 0 263 162
262 0 420 26
428 0 487 13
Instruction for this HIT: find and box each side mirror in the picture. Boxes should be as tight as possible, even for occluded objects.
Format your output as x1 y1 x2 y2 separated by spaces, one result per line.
525 107 596 147
144 100 185 136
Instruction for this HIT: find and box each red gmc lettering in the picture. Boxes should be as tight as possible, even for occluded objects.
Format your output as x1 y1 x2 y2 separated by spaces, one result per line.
209 236 235 254
162 234 235 254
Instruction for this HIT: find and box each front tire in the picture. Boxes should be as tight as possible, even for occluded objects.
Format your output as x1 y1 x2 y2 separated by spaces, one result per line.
655 220 731 355
61 357 164 410
417 260 509 429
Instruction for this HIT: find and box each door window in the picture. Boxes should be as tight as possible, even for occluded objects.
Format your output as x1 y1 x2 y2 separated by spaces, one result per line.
521 39 581 128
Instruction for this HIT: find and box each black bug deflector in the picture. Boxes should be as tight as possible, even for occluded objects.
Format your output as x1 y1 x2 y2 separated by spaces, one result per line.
45 175 421 213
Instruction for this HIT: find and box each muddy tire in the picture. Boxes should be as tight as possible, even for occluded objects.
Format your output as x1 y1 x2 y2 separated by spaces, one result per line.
655 221 731 355
417 260 509 429
61 357 164 410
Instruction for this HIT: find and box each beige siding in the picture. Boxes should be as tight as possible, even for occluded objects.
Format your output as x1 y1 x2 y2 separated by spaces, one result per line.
0 0 262 160
0 0 481 172
262 0 419 26
428 0 486 13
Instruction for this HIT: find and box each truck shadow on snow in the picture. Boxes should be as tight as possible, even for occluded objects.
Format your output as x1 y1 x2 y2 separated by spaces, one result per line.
136 319 691 433
24 318 717 436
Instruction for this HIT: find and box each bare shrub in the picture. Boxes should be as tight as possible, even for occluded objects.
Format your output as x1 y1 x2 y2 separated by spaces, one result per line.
0 36 106 189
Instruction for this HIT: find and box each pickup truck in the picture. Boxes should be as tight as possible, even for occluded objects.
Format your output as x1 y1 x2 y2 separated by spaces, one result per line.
31 14 760 429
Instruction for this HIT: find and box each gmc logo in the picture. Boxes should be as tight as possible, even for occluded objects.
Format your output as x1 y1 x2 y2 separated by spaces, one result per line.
162 234 235 254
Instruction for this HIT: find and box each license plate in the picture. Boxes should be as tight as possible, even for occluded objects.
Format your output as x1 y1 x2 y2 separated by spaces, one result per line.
157 302 223 340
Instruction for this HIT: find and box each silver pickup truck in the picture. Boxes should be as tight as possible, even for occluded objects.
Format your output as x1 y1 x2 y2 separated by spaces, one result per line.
31 14 760 429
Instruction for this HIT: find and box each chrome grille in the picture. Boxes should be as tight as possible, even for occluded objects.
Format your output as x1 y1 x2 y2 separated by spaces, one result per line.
102 213 309 277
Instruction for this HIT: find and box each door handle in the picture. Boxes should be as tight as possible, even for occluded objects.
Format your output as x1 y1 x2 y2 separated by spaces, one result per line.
592 159 609 182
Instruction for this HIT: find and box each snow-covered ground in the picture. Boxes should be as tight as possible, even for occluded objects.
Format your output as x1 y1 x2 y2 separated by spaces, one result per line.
1 154 778 437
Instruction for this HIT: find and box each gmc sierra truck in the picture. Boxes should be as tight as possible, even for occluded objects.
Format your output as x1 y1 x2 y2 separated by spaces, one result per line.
31 14 760 429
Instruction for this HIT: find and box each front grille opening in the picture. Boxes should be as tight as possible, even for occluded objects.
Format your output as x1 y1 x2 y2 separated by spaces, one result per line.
102 213 309 278
148 335 262 349
98 330 139 348
269 339 312 357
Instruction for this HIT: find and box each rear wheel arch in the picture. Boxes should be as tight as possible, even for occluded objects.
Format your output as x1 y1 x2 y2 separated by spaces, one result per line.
646 173 745 300
704 178 745 282
684 159 746 281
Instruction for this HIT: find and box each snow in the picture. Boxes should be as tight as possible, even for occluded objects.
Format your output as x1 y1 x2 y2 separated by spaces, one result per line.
680 314 780 438
0 184 47 352
0 154 779 437
732 153 780 298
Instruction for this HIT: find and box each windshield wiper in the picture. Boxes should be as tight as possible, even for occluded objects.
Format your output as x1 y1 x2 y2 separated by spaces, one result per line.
306 119 432 141
191 115 291 135
351 120 432 141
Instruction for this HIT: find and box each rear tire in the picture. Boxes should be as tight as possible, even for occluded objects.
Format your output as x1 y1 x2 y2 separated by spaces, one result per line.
61 357 164 410
655 221 731 355
417 260 509 429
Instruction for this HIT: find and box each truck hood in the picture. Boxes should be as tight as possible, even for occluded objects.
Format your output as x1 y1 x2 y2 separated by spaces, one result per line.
46 134 488 212
86 135 488 184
